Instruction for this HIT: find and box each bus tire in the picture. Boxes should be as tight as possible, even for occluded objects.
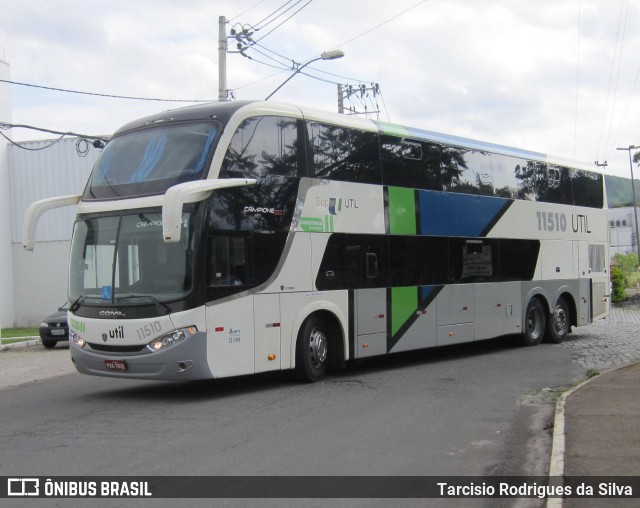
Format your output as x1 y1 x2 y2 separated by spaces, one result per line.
522 297 545 346
295 316 329 383
546 296 570 344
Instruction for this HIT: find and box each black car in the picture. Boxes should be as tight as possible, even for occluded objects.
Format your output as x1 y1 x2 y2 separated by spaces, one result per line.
39 304 69 349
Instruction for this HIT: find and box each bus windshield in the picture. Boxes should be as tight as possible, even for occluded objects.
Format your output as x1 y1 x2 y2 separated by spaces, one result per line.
84 122 218 199
69 212 196 306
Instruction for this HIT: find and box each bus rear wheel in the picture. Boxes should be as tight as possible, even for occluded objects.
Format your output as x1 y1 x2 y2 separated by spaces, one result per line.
522 298 545 346
546 296 570 344
295 316 329 383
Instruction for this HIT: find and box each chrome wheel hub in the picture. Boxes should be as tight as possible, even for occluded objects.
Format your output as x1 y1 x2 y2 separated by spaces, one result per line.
308 328 328 368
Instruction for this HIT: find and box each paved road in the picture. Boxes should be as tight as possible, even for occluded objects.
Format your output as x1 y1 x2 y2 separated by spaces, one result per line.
2 303 639 391
0 342 74 391
560 303 640 370
1 304 639 508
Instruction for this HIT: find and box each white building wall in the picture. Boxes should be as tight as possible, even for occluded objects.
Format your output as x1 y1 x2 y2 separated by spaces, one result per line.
9 139 99 326
12 241 72 326
608 207 640 258
0 59 16 329
10 138 99 244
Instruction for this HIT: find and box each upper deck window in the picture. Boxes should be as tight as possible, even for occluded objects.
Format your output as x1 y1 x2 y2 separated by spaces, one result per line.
84 122 218 199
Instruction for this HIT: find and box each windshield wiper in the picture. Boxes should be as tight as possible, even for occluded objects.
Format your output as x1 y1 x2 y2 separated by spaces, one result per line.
69 296 87 313
116 294 171 314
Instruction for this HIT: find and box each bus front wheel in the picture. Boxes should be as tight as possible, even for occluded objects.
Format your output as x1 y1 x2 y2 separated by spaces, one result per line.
295 316 329 382
522 298 545 346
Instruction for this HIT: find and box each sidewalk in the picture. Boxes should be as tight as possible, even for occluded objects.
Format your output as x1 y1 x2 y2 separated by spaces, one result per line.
548 361 640 508
0 341 75 391
549 298 640 508
0 336 40 351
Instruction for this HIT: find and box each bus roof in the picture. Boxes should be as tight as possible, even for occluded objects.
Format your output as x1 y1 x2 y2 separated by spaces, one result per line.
113 100 598 173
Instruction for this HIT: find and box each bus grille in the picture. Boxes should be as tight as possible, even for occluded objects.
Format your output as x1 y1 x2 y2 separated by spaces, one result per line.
87 343 147 353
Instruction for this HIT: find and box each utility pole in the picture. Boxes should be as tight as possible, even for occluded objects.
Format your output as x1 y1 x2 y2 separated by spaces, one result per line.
218 15 228 101
337 83 381 117
617 146 640 265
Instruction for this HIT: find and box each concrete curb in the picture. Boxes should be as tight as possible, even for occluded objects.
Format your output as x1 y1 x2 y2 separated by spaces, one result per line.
0 337 41 352
546 360 640 508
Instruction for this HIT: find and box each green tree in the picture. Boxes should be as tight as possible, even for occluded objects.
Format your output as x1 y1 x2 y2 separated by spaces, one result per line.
611 266 627 303
613 252 638 276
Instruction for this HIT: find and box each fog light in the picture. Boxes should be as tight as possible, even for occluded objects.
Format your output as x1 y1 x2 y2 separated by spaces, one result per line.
177 360 194 372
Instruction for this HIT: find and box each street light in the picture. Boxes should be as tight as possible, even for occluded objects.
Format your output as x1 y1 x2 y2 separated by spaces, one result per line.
616 145 640 264
265 50 345 100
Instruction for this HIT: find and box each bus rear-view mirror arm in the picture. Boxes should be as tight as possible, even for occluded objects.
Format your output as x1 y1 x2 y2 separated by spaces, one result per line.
22 194 82 251
162 178 257 243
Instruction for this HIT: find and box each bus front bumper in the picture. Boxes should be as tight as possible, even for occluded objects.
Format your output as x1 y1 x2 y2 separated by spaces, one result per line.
70 331 213 381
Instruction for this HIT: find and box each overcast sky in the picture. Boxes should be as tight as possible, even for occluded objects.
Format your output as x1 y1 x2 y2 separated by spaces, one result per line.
2 0 640 178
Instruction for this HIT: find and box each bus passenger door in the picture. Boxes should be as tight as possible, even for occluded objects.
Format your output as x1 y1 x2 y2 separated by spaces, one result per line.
254 294 282 373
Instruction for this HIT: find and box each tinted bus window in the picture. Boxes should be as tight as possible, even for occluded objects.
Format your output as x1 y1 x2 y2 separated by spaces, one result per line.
491 153 529 199
85 122 218 199
572 170 604 208
306 122 381 184
381 136 443 190
316 234 387 290
537 165 573 205
220 116 299 178
205 231 288 300
388 235 448 286
442 147 493 196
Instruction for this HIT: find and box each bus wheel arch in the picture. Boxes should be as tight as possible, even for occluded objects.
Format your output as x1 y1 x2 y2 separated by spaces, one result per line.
522 296 547 346
545 293 574 344
294 310 345 382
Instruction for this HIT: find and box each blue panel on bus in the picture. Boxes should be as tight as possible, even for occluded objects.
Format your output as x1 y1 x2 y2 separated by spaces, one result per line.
418 191 511 237
420 285 438 306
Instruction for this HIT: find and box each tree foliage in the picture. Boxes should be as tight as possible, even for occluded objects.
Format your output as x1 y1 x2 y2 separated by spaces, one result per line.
611 266 627 303
613 252 638 276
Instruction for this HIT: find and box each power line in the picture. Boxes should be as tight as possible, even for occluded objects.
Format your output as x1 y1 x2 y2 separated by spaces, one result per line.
256 0 314 42
574 0 581 159
253 0 300 30
327 0 429 52
596 0 626 161
0 78 213 103
0 121 107 156
231 69 289 92
229 0 270 23
603 0 630 160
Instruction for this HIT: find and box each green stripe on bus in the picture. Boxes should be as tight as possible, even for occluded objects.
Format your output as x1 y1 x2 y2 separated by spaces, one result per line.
391 286 418 337
388 186 416 234
378 122 412 138
323 215 334 232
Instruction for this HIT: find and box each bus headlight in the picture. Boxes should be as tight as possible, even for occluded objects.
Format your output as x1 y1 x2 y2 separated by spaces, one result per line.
70 330 86 348
146 326 197 353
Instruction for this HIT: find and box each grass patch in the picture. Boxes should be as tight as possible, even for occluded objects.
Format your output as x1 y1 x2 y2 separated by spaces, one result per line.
585 369 600 379
1 328 39 339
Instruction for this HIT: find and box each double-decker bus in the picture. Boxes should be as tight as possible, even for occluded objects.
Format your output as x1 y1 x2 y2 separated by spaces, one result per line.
23 101 609 382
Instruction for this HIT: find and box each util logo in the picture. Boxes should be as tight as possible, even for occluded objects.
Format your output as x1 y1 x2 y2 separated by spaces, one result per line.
328 197 359 215
108 326 125 339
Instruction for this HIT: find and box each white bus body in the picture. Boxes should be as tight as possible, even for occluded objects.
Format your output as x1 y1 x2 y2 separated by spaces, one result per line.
23 101 609 382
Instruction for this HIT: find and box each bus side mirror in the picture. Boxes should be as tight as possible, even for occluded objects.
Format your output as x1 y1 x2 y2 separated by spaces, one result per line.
162 178 256 243
22 194 82 251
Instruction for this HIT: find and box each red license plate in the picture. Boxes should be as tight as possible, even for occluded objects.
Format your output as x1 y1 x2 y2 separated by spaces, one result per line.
104 359 127 371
